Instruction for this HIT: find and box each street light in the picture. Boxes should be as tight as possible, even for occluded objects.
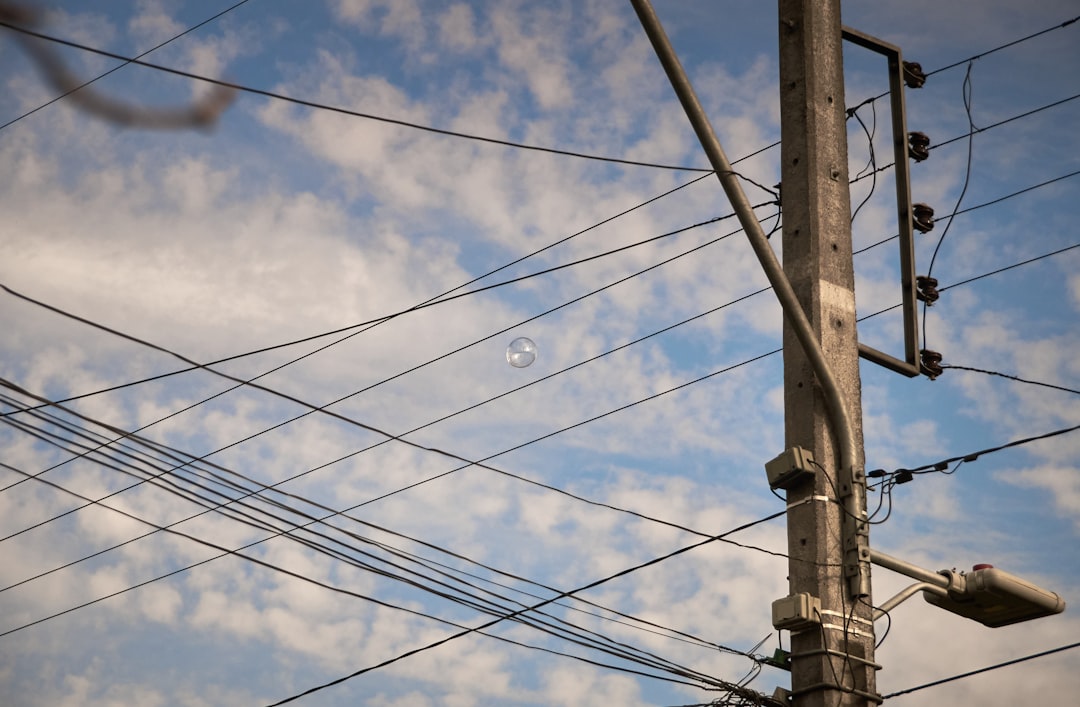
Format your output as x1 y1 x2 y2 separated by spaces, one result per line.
871 549 1066 628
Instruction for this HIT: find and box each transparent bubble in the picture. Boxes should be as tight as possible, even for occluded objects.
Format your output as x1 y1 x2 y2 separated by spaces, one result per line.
506 337 537 368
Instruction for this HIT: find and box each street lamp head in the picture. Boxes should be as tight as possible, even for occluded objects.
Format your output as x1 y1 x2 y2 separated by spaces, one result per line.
923 564 1066 628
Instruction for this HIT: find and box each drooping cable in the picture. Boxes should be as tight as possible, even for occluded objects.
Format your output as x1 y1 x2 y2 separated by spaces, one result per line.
938 365 1080 396
0 417 747 686
0 19 711 173
881 641 1080 700
847 92 1080 189
263 510 786 706
0 379 778 662
923 61 978 349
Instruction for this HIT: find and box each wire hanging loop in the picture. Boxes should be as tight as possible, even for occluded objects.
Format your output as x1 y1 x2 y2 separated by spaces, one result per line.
0 3 235 130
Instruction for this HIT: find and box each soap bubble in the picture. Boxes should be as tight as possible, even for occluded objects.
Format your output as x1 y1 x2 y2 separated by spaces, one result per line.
506 337 537 368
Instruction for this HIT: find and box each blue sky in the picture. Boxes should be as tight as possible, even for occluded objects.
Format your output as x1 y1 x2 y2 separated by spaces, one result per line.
1 1 1078 705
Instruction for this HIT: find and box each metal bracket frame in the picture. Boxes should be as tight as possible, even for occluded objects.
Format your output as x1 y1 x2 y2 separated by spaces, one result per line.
842 26 923 378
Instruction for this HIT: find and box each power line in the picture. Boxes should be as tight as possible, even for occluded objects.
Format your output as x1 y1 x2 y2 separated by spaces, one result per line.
0 386 786 690
847 92 1080 189
881 641 1080 699
0 384 763 660
0 19 711 173
924 15 1080 78
0 424 744 687
0 178 723 417
0 457 732 691
938 242 1079 292
264 510 786 706
939 365 1080 396
0 209 772 514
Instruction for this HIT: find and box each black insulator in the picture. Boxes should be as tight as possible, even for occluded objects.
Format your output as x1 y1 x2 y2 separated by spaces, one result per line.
913 203 935 233
916 275 940 305
895 470 914 484
903 61 927 89
920 349 944 380
908 131 931 162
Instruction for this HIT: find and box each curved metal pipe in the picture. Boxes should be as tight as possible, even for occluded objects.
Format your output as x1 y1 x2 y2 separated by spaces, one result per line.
628 1 858 479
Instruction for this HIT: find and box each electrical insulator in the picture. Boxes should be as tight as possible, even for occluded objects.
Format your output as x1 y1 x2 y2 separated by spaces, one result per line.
908 132 930 162
916 275 940 305
903 61 926 88
913 203 935 233
920 349 943 380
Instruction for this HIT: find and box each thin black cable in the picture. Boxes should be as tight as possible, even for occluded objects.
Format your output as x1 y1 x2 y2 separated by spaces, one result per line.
897 423 1080 476
0 209 773 541
853 14 1080 111
925 16 1080 78
6 192 1071 647
0 457 733 690
932 92 1080 152
0 19 711 173
8 87 1076 416
264 511 786 706
848 102 878 226
0 0 252 132
0 449 744 686
0 184 727 418
851 172 1080 257
0 437 782 692
847 92 1080 189
0 374 785 662
881 641 1080 699
938 242 1079 292
939 365 1080 396
0 409 745 668
923 62 978 350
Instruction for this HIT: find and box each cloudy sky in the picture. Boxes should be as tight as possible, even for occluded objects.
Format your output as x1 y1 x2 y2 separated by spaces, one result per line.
1 1 1078 705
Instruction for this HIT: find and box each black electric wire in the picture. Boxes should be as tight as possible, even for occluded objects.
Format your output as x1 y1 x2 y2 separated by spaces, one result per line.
925 16 1080 78
0 208 776 538
0 413 743 669
848 102 878 226
7 83 1076 421
0 437 744 687
847 92 1080 190
922 62 979 350
0 19 711 173
0 381 774 661
892 423 1080 477
11 96 1072 423
939 365 1080 396
0 455 735 691
939 242 1079 293
881 641 1080 699
263 510 786 706
6 216 1074 686
851 170 1080 256
0 435 783 692
0 174 719 418
0 0 253 132
853 14 1080 107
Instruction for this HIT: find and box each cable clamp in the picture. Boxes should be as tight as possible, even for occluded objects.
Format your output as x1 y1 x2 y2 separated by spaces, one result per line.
786 494 832 510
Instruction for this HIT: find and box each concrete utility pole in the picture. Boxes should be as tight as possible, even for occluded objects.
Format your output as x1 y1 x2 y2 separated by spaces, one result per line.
778 1 877 705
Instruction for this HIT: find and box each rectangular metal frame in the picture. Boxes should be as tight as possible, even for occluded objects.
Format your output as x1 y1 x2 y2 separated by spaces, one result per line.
842 26 922 377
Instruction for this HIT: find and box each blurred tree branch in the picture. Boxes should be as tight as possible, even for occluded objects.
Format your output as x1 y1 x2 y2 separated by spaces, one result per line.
1 2 234 130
